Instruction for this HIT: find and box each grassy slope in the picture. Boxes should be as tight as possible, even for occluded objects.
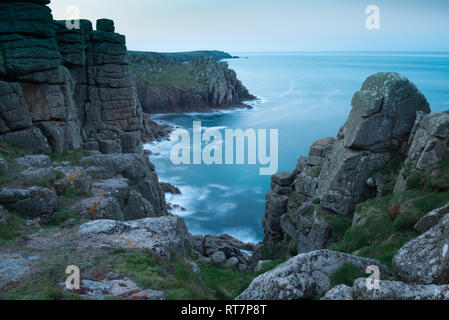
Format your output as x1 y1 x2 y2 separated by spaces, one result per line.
128 50 235 63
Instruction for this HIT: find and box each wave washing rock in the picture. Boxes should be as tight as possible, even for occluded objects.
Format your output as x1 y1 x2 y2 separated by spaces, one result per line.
393 211 449 285
262 72 430 247
236 250 391 300
0 1 142 154
128 53 255 113
78 216 192 259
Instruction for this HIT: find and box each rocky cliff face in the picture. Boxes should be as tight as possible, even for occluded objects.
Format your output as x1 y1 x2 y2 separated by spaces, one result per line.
0 0 142 154
128 53 255 113
0 0 166 216
263 72 432 245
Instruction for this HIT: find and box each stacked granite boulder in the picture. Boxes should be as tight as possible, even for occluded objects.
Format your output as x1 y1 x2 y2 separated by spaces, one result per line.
0 0 142 154
263 72 431 251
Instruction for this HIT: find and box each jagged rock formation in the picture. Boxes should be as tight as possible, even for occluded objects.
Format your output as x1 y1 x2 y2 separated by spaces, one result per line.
236 250 391 300
128 53 255 113
0 1 166 220
78 216 192 260
393 204 449 285
263 72 430 246
192 234 255 269
0 0 142 154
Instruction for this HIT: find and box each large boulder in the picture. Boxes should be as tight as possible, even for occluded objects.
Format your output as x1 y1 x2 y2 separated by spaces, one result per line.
78 216 192 259
0 186 57 217
81 154 165 216
262 191 289 243
315 73 430 216
352 278 449 300
236 250 391 300
415 202 449 234
393 213 449 285
341 72 430 152
321 285 353 300
193 234 255 266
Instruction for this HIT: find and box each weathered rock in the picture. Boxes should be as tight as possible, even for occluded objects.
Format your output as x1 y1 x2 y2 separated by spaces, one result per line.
236 250 391 300
272 172 295 187
92 178 129 206
342 72 430 152
193 233 254 266
321 285 353 300
316 140 391 215
262 191 289 243
352 278 449 300
96 19 115 33
128 289 165 300
129 54 255 114
15 155 51 168
74 196 124 221
297 213 329 254
0 205 7 224
307 137 335 166
160 182 181 195
211 251 227 264
74 278 140 300
0 186 57 217
393 213 449 285
226 257 240 267
404 112 449 171
53 166 90 195
78 216 192 259
0 253 39 291
0 157 8 172
415 202 449 234
81 154 165 216
0 127 51 154
122 189 157 220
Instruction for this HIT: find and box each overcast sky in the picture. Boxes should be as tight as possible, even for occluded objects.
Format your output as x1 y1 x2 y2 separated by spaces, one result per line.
49 0 449 53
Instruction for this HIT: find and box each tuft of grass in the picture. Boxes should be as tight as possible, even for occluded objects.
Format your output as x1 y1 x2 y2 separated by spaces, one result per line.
330 263 365 288
49 208 78 226
49 149 91 166
306 165 322 178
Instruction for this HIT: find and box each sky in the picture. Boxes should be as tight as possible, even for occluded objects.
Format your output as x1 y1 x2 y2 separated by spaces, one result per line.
49 0 449 53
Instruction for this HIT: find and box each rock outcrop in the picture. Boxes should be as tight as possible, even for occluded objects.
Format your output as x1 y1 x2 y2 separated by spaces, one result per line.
393 211 449 285
394 112 449 193
128 53 255 113
78 216 192 259
262 72 430 247
0 1 142 154
192 234 255 268
236 250 390 300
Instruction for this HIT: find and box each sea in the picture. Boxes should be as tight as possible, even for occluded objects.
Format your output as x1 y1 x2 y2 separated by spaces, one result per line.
145 52 449 243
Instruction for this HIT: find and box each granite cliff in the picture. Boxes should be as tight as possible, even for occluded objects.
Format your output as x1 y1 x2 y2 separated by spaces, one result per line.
240 72 449 300
128 52 256 113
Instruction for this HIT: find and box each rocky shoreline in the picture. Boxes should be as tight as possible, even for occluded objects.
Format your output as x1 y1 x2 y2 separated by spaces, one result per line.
1 0 449 301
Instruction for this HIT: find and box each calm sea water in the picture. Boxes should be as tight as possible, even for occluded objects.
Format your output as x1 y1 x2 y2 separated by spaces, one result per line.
146 52 449 243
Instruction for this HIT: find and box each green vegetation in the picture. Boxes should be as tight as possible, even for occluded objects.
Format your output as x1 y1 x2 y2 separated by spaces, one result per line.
315 208 352 245
49 208 78 226
129 50 234 63
49 149 91 165
370 156 404 196
330 263 365 288
111 249 284 300
306 165 322 178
